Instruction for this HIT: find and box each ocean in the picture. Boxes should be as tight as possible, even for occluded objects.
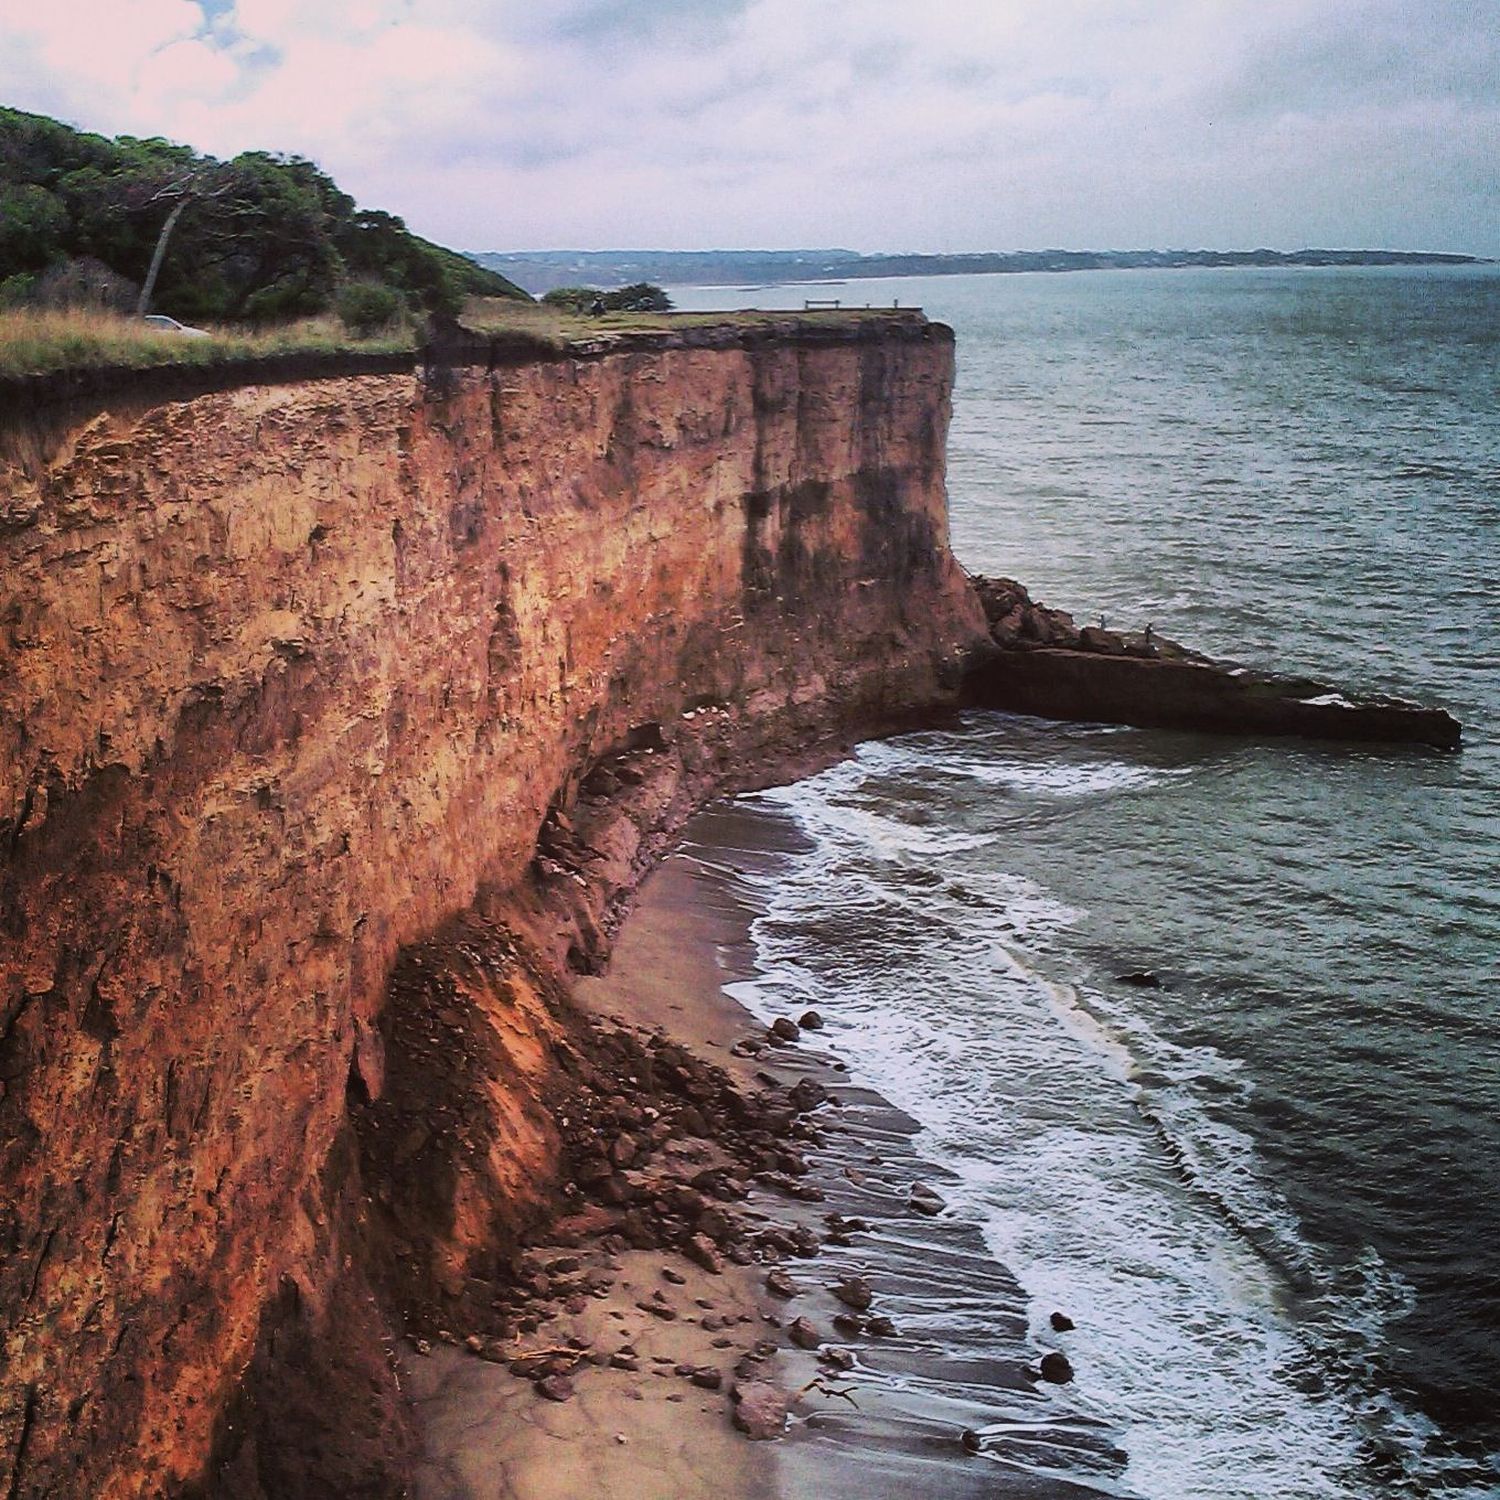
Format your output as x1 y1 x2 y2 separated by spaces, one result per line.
667 267 1500 1498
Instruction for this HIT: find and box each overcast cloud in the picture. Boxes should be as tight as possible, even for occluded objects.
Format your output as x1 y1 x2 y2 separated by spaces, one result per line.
1 0 1496 255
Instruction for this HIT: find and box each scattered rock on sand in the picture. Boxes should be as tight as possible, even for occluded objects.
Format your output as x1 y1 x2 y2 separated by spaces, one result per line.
789 1078 828 1111
1116 970 1162 989
697 1205 735 1242
1039 1351 1074 1384
685 1233 723 1274
831 1275 873 1311
788 1316 820 1350
865 1314 898 1338
826 1211 868 1234
1050 1311 1075 1332
769 1017 801 1042
961 1429 984 1455
765 1268 799 1299
536 1375 575 1402
798 1010 824 1031
909 1181 946 1216
820 1347 855 1372
731 1381 789 1440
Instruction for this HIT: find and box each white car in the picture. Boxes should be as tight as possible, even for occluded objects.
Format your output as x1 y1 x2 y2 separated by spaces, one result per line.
143 314 211 338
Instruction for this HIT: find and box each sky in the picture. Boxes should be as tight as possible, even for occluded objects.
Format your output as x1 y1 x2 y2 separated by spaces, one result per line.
1 0 1497 256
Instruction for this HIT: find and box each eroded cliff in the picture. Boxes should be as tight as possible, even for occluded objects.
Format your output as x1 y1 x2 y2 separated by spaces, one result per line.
0 315 986 1496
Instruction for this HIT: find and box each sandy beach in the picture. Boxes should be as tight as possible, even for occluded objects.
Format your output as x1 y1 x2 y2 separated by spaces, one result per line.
400 803 1122 1499
400 849 783 1500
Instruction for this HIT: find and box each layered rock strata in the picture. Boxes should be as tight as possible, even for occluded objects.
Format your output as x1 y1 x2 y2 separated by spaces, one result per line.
0 316 986 1497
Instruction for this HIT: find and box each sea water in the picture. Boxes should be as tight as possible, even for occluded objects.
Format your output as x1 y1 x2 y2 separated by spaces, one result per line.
668 267 1500 1498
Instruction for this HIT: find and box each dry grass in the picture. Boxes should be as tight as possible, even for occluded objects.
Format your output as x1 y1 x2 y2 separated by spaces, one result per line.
0 299 923 380
0 307 417 378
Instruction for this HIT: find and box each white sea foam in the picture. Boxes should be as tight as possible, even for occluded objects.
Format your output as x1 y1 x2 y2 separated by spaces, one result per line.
723 738 1494 1500
942 757 1183 798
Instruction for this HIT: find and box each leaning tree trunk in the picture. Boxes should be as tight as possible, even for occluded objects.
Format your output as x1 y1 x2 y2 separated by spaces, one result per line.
136 197 189 317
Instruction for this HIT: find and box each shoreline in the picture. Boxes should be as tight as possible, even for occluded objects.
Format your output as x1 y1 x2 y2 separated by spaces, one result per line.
403 802 1124 1499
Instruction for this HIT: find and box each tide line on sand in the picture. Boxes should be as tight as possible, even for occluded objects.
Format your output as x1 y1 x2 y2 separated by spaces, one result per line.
402 822 1124 1500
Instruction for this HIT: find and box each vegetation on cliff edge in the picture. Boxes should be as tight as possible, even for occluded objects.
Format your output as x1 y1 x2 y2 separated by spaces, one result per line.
0 105 528 326
0 305 421 377
540 283 673 313
0 296 920 380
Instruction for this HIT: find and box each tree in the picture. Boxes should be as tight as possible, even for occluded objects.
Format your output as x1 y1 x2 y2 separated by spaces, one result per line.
540 283 673 313
0 183 69 270
0 105 531 322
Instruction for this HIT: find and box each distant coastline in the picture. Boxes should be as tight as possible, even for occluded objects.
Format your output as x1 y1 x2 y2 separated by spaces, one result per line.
470 245 1490 295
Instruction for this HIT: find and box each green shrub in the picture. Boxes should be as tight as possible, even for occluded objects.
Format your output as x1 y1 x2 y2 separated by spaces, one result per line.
540 286 596 312
540 283 673 313
612 282 672 312
0 272 38 308
335 281 406 335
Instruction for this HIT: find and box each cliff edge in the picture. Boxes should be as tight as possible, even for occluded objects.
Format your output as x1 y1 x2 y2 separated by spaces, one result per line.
0 314 986 1496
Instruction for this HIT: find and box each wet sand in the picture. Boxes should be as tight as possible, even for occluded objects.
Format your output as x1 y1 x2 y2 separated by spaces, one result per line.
403 804 1123 1499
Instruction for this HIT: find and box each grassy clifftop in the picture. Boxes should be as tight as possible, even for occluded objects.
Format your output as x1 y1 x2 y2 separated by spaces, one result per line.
0 295 930 380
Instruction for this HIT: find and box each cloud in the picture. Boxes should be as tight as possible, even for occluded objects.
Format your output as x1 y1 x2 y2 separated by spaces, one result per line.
1 0 1496 255
0 0 208 122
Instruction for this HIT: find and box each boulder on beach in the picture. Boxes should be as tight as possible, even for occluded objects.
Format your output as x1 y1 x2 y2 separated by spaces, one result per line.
831 1275 873 1311
685 1233 723 1274
765 1268 798 1299
1050 1311 1075 1332
909 1181 946 1216
1038 1351 1074 1384
732 1381 789 1440
788 1316 820 1350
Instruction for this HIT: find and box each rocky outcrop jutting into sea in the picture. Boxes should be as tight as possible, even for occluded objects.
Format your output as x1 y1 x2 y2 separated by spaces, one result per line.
964 575 1461 749
0 315 987 1497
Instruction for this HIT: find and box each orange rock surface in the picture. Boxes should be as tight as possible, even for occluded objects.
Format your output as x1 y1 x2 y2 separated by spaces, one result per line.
0 318 985 1495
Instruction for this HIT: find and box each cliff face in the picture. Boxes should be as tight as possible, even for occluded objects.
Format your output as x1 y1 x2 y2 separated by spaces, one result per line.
0 319 985 1496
